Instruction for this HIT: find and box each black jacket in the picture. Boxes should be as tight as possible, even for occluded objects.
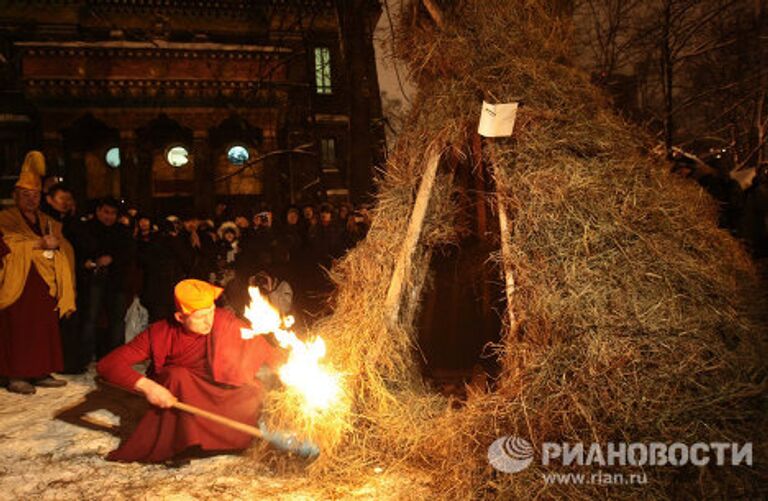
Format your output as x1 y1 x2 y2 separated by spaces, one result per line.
137 233 184 321
73 218 136 287
171 229 217 280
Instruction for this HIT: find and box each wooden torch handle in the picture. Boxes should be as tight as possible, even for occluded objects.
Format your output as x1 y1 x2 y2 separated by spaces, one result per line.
171 400 264 439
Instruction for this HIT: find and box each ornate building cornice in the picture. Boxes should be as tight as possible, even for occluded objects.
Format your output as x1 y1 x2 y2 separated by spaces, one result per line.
16 40 291 60
85 0 334 16
3 0 333 9
23 78 295 104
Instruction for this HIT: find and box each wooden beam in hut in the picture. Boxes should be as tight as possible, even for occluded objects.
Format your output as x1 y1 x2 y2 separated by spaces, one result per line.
488 145 519 339
496 190 519 338
385 149 442 328
470 130 493 333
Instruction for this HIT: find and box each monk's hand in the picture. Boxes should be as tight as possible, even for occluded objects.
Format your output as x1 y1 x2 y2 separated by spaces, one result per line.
135 377 178 409
40 234 60 250
95 255 113 267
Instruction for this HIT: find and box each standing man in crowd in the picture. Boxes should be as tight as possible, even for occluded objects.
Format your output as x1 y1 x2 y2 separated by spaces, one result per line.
40 182 82 373
0 151 76 394
137 219 183 323
76 196 135 363
278 207 303 260
244 206 278 271
174 212 216 280
42 183 77 234
309 203 344 269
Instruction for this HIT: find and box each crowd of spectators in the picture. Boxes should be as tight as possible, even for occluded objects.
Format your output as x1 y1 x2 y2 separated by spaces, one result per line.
39 184 371 374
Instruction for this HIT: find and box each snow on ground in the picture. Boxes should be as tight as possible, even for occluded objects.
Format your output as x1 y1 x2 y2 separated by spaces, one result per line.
0 369 429 500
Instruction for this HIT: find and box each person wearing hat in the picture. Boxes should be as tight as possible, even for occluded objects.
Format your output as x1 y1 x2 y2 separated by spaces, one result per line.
214 220 241 285
0 151 76 394
96 279 282 463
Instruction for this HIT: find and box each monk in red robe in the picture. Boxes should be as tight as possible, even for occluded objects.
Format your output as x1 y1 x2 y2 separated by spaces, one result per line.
0 151 76 395
97 279 282 463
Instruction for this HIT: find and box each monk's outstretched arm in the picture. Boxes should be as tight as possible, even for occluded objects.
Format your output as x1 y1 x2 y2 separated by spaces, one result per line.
96 329 152 390
97 330 177 409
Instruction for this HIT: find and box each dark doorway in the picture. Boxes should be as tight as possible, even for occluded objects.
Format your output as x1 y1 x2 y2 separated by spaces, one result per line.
417 239 503 374
415 143 504 390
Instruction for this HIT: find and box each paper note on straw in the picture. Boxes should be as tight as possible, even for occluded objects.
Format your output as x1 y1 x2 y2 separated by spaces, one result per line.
478 101 518 137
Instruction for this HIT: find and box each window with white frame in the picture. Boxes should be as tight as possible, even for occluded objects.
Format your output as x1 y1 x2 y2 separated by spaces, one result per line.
320 138 336 168
314 47 332 95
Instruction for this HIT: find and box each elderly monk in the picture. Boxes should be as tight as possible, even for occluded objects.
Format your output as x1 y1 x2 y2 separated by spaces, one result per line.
0 151 76 395
97 279 282 463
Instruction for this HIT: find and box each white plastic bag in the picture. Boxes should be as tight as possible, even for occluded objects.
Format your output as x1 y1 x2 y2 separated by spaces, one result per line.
124 296 149 343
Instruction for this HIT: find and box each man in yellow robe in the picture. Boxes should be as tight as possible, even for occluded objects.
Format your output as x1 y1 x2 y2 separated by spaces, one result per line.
0 151 76 394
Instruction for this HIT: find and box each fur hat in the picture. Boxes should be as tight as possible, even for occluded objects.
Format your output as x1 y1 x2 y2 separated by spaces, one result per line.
217 220 240 240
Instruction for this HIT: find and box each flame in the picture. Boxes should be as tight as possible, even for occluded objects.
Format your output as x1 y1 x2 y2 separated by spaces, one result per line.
241 287 341 412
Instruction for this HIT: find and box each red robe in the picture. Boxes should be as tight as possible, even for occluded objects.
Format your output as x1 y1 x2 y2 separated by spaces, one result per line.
97 307 281 462
0 218 63 378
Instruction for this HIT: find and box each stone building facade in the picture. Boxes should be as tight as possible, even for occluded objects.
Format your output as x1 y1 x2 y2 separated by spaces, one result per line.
0 0 384 214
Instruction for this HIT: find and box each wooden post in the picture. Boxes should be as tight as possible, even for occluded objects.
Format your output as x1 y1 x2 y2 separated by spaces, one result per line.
488 145 519 339
385 148 442 328
496 190 518 338
470 130 492 335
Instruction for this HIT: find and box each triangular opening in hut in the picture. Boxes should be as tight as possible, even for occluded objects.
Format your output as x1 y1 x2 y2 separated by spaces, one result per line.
412 142 504 387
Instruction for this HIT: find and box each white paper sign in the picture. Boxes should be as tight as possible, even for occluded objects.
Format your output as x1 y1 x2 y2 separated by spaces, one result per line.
478 101 519 138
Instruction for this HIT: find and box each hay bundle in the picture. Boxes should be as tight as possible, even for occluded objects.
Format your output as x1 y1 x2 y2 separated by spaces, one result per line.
259 2 767 498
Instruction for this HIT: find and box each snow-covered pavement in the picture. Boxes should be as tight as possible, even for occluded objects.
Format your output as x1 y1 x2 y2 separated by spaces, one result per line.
0 370 425 500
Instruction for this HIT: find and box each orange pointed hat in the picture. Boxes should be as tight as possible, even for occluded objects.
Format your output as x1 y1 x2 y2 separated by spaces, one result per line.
15 151 46 191
174 279 223 314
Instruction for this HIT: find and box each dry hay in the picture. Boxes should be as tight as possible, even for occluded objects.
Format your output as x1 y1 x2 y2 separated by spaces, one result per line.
257 2 768 498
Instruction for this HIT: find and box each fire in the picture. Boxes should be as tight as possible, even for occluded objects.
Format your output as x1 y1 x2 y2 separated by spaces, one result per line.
240 287 341 412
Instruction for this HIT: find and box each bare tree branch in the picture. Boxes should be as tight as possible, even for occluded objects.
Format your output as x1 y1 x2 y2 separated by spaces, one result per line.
214 144 315 183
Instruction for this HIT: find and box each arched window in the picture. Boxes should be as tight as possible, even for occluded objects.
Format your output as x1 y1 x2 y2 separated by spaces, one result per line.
166 145 189 167
105 147 121 168
227 145 250 165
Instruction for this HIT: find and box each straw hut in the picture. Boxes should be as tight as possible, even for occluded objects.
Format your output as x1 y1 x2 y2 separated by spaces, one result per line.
259 2 767 498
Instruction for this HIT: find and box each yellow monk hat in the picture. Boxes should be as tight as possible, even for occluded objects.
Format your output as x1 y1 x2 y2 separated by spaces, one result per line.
174 279 223 315
15 151 46 191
